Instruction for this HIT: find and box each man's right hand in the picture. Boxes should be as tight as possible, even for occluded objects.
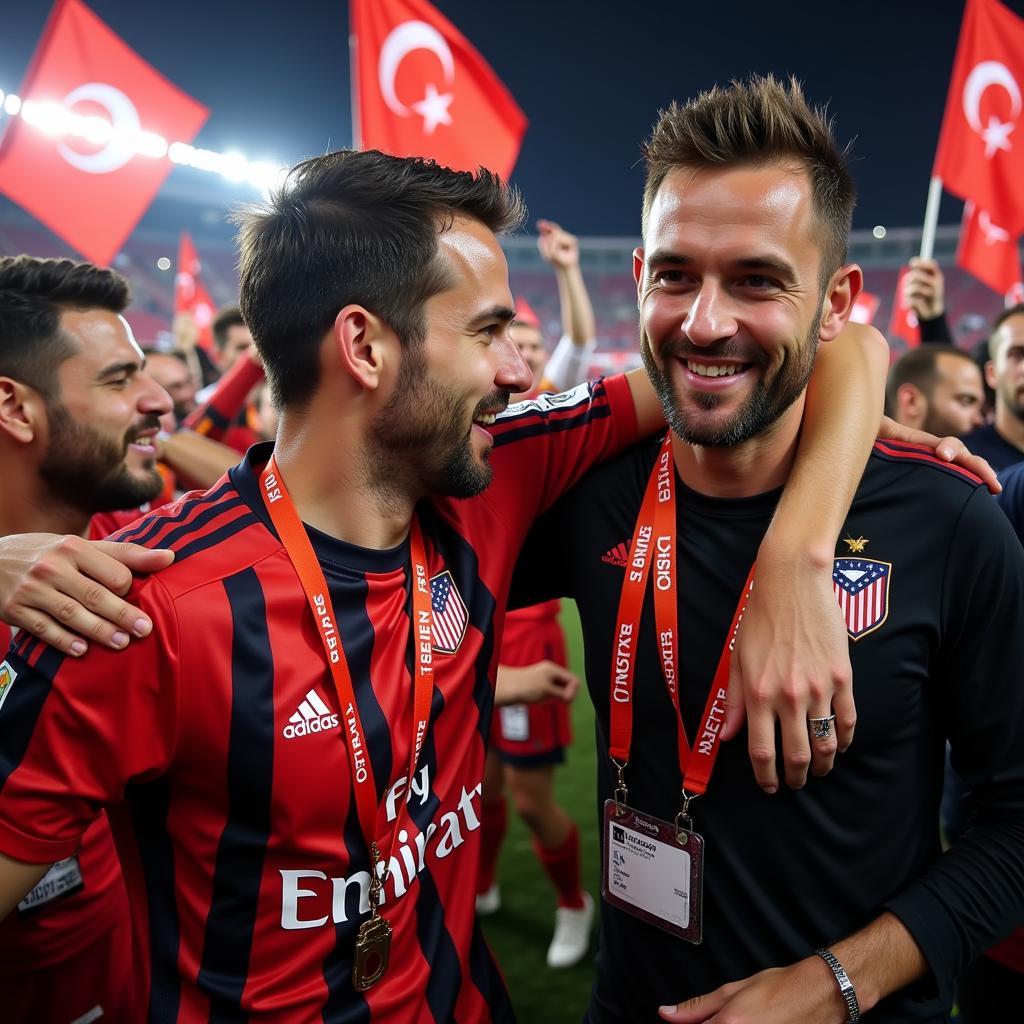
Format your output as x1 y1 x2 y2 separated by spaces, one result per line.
901 257 945 321
495 660 580 706
0 534 174 656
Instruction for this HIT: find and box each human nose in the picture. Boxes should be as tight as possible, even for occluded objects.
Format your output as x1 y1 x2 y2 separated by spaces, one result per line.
494 333 533 394
682 281 738 348
139 371 173 418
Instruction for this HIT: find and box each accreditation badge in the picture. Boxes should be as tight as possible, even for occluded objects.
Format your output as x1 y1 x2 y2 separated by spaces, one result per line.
602 800 704 944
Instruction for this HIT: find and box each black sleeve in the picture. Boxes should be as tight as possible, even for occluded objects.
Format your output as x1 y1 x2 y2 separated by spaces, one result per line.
883 486 1024 1002
918 312 954 345
508 496 576 610
997 464 1024 542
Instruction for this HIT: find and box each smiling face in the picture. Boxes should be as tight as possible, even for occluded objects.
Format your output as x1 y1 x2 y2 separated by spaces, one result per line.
370 215 532 498
39 308 173 513
636 163 834 447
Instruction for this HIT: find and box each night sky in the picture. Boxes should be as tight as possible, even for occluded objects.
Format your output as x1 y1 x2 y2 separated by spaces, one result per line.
0 0 1011 237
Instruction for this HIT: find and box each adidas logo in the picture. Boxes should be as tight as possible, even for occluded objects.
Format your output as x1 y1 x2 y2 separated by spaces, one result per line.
283 689 340 739
601 542 629 568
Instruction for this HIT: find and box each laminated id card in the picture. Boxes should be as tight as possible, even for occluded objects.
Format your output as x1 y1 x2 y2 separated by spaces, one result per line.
601 800 704 944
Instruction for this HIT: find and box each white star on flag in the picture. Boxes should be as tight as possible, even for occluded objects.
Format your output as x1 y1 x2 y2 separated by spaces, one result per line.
982 115 1015 157
412 83 454 135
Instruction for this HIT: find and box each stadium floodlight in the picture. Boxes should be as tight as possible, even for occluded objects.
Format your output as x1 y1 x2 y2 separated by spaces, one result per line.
873 225 887 239
0 85 288 194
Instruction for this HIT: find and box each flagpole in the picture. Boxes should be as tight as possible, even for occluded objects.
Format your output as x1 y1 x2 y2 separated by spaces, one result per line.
920 176 943 260
349 28 362 150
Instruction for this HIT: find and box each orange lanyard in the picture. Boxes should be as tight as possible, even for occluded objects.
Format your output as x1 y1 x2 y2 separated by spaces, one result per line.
609 433 755 810
259 456 434 866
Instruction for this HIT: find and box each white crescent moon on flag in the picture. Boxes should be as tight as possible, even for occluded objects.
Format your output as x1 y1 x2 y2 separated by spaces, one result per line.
962 61 1022 133
378 21 455 117
57 83 141 174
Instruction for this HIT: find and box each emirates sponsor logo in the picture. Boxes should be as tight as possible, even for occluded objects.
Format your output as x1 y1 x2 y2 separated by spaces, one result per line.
279 771 482 931
601 542 629 568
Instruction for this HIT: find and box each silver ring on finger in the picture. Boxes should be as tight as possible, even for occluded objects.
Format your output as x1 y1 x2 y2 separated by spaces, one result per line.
807 714 837 740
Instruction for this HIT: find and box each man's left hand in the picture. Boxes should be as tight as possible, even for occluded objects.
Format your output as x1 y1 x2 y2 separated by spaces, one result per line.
658 957 848 1023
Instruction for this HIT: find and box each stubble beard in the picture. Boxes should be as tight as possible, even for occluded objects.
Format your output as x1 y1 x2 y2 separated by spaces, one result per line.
39 403 164 515
369 346 503 502
639 316 821 448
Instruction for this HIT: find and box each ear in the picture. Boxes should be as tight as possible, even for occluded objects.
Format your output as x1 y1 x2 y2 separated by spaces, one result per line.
633 248 645 296
332 305 394 391
896 382 925 426
817 263 864 343
985 358 998 391
0 377 43 446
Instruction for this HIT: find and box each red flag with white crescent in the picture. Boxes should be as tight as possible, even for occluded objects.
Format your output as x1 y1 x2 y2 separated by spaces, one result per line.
174 232 216 354
0 0 208 267
957 200 1023 295
933 0 1024 234
351 0 527 179
888 270 920 348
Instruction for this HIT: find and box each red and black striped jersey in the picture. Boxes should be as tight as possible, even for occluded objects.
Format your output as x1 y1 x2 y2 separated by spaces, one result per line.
0 375 637 1022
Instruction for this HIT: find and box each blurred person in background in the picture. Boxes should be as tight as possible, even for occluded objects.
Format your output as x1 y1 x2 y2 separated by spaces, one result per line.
477 220 597 968
962 304 1024 471
144 347 198 424
0 254 176 1023
187 305 264 453
885 345 985 438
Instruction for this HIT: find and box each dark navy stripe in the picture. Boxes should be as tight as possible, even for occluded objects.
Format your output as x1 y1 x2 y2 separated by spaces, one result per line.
197 568 276 1020
322 796 371 1023
329 567 394 800
491 402 612 449
0 646 63 790
171 514 261 564
155 497 248 552
417 869 463 1023
420 507 497 747
126 779 182 1024
113 480 236 545
468 920 517 1023
123 492 244 552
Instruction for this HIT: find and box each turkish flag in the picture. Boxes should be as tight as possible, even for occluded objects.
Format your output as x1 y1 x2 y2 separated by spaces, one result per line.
933 0 1024 234
0 0 208 267
850 290 880 325
351 0 527 179
889 270 921 348
957 200 1023 295
175 233 216 354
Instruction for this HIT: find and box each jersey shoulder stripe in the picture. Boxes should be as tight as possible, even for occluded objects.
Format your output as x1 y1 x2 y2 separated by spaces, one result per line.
871 440 984 486
110 479 237 546
491 383 613 450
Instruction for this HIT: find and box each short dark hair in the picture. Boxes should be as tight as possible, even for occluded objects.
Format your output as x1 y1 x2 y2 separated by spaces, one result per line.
0 256 130 400
641 74 856 283
989 303 1024 360
212 305 246 350
885 344 976 416
234 149 526 408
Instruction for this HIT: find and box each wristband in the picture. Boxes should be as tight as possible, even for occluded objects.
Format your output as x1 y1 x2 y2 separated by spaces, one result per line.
814 948 861 1023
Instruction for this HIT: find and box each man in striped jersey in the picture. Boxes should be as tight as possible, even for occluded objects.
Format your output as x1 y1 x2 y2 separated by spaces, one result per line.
0 146 911 1021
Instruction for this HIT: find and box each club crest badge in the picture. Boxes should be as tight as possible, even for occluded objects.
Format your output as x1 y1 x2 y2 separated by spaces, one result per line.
429 570 468 655
0 660 17 713
832 559 892 641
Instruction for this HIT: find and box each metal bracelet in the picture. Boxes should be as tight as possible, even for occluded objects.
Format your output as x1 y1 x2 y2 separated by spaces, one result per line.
814 948 861 1023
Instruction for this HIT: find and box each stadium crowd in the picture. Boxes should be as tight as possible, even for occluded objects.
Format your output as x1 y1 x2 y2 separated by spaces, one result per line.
0 74 1021 1024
